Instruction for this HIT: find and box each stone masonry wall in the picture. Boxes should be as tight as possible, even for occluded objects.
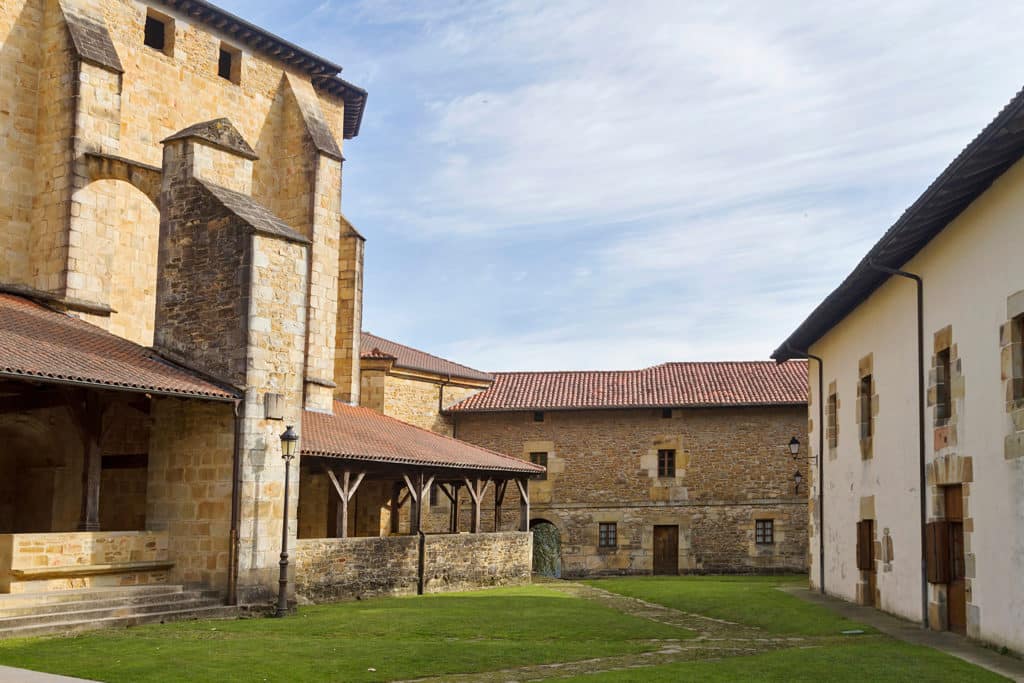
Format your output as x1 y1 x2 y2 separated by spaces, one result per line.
452 406 808 575
380 375 483 436
294 531 531 603
146 398 234 593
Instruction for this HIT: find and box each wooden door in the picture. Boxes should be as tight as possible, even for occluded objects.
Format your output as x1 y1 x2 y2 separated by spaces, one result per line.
945 486 966 634
856 519 877 606
653 525 678 575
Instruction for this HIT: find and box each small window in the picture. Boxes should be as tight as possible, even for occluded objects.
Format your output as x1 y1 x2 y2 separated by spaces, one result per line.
529 452 548 480
859 375 872 439
533 411 544 422
218 43 241 84
598 522 617 548
661 408 672 419
657 449 675 478
827 392 838 449
936 349 952 422
143 10 173 55
755 519 774 545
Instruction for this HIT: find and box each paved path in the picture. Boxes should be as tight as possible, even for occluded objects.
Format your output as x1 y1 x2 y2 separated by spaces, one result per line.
0 666 96 683
783 586 1024 683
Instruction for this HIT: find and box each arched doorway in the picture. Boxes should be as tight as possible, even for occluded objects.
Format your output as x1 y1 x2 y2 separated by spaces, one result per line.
530 519 561 578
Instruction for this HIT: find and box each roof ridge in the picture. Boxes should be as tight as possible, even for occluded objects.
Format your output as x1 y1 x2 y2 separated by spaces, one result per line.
361 331 492 379
491 360 808 375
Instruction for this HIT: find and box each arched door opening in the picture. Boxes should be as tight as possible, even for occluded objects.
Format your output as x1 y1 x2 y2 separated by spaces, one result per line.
530 519 561 578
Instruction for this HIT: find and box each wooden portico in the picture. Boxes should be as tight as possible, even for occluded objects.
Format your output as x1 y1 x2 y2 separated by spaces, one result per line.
298 403 543 541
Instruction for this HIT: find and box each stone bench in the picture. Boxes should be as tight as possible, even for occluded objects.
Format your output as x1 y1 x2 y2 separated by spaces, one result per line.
9 560 175 582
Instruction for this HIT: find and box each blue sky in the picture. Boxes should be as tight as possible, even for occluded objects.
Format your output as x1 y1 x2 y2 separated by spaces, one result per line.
222 0 1024 371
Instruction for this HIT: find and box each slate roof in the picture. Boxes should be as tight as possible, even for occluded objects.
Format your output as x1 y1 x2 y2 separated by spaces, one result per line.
773 84 1024 361
361 332 494 382
199 181 310 244
446 361 808 412
302 402 543 474
0 293 238 400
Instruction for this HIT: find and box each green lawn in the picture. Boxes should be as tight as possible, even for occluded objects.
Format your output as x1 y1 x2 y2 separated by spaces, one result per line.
0 577 1008 682
0 585 684 682
584 574 862 635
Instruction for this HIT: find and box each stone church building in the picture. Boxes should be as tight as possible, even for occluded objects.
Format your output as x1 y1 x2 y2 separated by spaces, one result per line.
358 334 810 577
0 0 541 633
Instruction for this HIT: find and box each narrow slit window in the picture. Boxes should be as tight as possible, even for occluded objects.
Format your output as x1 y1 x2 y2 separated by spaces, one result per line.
859 375 872 439
529 452 548 480
755 519 774 544
1014 315 1024 401
599 522 617 548
936 349 952 421
657 449 675 478
827 393 838 448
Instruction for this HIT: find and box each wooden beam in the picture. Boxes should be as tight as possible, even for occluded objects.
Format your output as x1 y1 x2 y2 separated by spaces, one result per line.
449 482 461 534
74 393 104 531
494 480 507 532
390 482 402 534
516 478 530 532
0 390 67 415
463 477 490 534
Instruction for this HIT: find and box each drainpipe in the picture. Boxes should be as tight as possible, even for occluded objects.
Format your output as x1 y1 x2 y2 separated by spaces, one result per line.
866 260 928 629
784 344 825 595
417 530 426 595
227 398 244 606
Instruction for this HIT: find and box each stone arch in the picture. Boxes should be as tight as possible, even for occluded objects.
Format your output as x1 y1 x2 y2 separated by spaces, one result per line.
530 518 562 578
71 176 161 346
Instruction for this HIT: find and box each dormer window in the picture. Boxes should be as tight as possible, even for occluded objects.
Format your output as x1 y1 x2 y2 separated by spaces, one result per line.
218 43 241 84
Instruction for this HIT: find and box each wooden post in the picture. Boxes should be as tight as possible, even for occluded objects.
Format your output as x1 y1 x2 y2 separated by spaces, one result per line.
515 478 530 532
493 480 507 532
72 393 104 531
326 467 365 538
450 482 461 533
390 481 403 534
463 477 490 533
402 473 433 534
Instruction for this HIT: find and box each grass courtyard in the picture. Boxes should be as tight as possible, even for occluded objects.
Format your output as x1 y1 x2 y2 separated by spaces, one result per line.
0 576 1007 682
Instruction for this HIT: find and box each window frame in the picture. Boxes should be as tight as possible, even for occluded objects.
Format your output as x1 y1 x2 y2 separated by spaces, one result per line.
598 522 617 548
827 392 838 449
657 448 676 478
528 452 548 480
936 348 952 422
218 42 242 84
755 519 774 545
143 9 174 56
859 374 873 439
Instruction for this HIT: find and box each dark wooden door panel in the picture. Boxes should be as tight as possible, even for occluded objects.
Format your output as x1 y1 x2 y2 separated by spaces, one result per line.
653 525 678 575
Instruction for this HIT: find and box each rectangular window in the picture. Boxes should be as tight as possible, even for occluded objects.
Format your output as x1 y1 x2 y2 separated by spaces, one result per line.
143 11 173 55
1013 315 1024 401
827 392 838 448
661 408 672 419
657 449 675 478
859 375 872 439
755 519 774 544
598 522 617 548
529 452 548 480
533 411 544 422
218 43 241 84
936 349 952 421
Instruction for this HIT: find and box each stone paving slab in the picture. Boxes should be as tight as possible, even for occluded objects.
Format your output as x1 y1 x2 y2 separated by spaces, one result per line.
0 666 96 683
783 586 1024 683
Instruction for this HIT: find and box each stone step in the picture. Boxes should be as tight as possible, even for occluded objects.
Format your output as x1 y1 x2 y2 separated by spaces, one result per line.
0 598 222 628
0 605 239 640
0 590 207 619
0 585 186 609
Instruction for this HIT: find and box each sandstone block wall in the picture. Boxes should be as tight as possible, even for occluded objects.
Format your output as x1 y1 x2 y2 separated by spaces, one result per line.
452 406 809 574
359 367 487 436
294 531 532 603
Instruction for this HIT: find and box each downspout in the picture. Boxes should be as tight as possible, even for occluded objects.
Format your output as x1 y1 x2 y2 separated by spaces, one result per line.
867 260 928 629
227 397 244 606
784 344 825 595
417 530 426 595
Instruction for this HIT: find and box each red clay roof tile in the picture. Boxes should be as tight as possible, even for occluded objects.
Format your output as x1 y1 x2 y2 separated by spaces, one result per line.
0 293 238 400
361 332 493 382
302 402 542 474
446 361 808 412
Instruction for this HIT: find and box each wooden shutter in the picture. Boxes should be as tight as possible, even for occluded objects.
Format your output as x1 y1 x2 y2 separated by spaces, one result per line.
856 521 874 570
925 520 951 584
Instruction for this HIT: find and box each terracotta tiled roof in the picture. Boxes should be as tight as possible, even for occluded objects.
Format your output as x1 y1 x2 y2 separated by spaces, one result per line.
446 361 808 412
360 332 493 383
302 402 543 474
0 293 238 400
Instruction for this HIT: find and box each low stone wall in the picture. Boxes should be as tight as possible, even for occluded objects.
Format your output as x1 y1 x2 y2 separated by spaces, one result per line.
294 536 419 602
294 531 532 603
423 531 532 594
0 531 170 593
